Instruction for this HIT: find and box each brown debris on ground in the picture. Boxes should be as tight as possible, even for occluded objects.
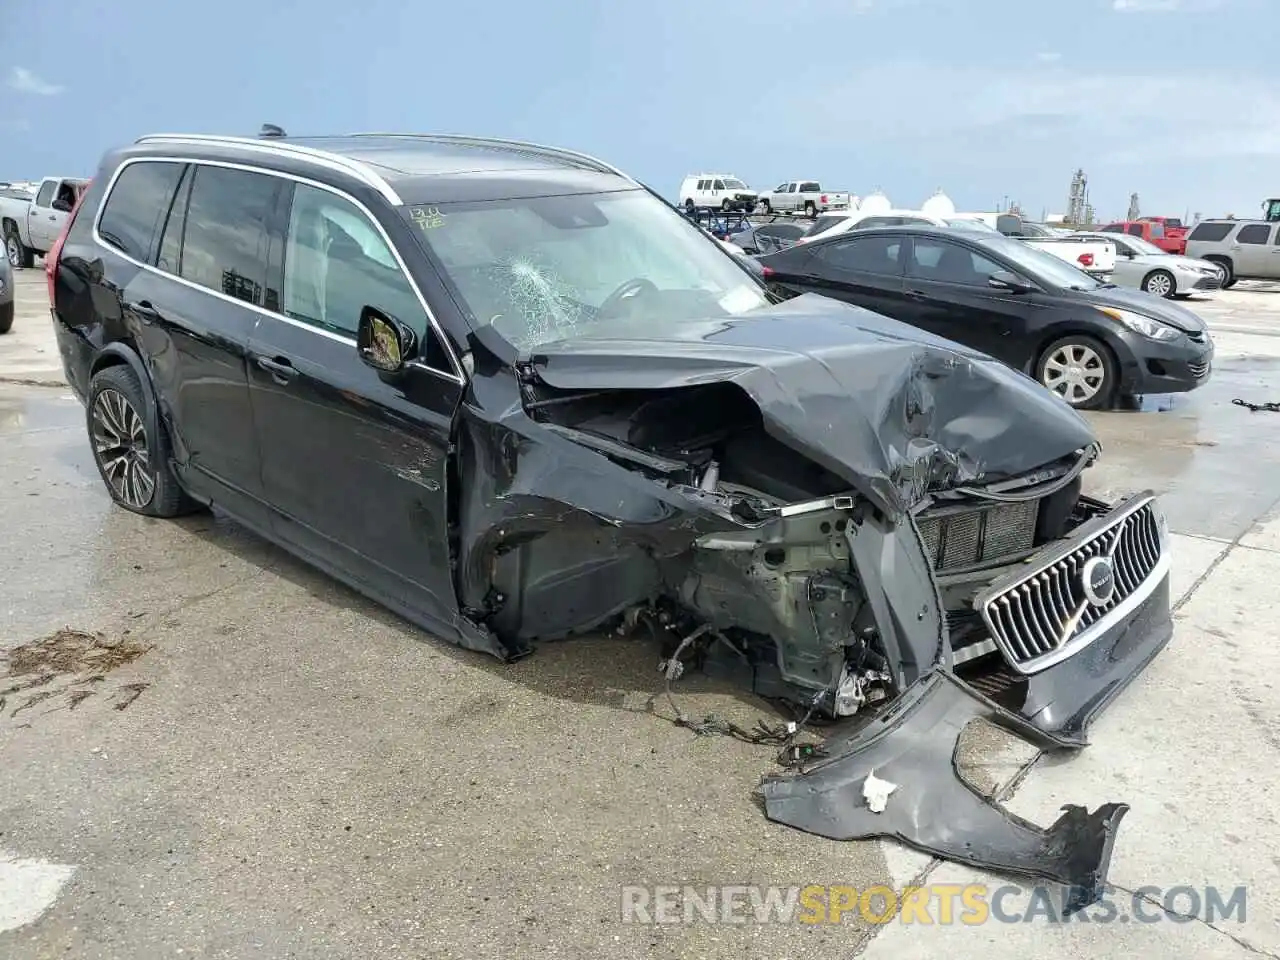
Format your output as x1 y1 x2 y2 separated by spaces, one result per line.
1 627 153 721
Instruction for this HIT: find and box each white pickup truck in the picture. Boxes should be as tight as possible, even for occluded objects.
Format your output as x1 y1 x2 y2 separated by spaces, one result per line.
759 180 852 217
996 215 1115 278
2 176 89 269
1016 235 1116 278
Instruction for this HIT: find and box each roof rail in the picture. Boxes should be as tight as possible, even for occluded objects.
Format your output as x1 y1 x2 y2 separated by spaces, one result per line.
346 132 634 182
132 133 403 205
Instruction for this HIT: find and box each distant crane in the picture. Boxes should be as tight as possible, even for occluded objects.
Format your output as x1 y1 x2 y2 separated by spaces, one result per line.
1127 193 1141 221
1067 169 1088 226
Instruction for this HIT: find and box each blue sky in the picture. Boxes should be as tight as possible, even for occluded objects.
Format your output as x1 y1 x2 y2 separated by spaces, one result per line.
1 0 1272 221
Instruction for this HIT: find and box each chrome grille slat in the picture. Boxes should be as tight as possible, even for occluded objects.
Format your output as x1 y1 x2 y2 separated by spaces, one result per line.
974 496 1168 675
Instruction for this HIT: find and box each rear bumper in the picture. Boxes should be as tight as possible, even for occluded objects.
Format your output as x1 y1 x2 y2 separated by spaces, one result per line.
51 308 91 402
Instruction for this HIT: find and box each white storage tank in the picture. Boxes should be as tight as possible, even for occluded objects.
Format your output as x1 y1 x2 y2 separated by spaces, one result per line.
921 189 956 218
860 191 892 215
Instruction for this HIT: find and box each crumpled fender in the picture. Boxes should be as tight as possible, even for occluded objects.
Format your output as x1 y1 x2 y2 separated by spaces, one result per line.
760 670 1127 914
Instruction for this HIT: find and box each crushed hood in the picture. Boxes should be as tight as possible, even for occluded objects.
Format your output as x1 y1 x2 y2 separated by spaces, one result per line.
525 294 1098 517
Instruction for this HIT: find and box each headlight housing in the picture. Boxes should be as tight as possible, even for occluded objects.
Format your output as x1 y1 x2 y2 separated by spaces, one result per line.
1099 307 1183 341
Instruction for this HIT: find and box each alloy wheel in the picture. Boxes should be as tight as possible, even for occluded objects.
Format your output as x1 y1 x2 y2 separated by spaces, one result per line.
5 235 19 268
91 388 156 509
1042 343 1105 406
1144 272 1173 297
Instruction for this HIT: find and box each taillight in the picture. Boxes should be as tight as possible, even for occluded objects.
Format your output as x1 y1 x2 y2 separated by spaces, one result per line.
46 181 90 303
820 194 828 204
1078 252 1095 267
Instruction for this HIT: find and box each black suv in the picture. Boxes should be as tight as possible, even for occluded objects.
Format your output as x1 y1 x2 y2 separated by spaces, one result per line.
51 131 1173 896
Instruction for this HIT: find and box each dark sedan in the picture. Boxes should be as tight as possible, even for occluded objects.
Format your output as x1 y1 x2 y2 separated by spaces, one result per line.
758 226 1214 409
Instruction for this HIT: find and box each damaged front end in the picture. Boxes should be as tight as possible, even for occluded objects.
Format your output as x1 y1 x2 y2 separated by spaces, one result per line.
450 300 1173 908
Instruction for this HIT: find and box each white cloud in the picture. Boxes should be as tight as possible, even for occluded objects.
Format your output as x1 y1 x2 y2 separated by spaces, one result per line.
7 67 62 96
747 59 1278 212
1035 51 1063 62
1112 0 1226 11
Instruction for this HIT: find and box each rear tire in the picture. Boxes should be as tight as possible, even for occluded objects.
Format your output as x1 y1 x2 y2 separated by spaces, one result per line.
0 304 13 334
5 227 34 269
86 365 200 518
1141 269 1176 298
721 198 731 211
683 198 695 215
759 199 771 214
1034 334 1117 410
804 201 817 218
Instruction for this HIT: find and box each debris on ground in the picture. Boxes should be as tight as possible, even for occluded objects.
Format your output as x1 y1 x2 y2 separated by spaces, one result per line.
0 628 153 721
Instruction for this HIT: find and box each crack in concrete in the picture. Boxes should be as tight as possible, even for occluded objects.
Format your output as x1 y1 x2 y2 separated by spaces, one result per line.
1109 881 1278 958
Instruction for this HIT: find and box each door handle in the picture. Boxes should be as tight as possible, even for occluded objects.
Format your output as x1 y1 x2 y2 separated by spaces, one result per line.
126 299 160 324
905 289 927 299
256 355 297 384
48 215 57 220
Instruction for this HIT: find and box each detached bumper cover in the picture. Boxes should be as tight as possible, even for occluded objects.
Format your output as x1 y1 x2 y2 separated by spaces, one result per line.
761 671 1129 912
761 494 1175 913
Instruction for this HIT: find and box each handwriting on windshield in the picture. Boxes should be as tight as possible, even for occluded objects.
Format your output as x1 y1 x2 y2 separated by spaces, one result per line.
409 206 446 231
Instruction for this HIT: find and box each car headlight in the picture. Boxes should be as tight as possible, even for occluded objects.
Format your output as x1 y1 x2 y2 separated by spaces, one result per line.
1100 307 1182 341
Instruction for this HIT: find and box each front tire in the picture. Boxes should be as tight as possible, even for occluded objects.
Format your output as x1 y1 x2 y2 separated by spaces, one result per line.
1035 334 1117 410
1142 269 1176 298
759 199 771 214
87 365 198 517
721 198 731 212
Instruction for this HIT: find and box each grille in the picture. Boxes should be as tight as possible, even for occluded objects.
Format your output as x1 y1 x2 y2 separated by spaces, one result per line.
1193 276 1222 291
917 500 1040 571
1186 329 1207 344
1188 359 1210 378
977 498 1165 674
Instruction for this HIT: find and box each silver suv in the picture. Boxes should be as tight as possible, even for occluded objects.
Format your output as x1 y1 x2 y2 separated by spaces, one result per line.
1183 219 1280 288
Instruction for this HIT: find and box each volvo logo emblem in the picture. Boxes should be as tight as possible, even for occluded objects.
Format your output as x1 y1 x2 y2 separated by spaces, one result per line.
1081 556 1116 607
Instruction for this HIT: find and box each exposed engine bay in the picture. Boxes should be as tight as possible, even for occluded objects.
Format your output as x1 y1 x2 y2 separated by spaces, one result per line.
467 377 1099 720
446 296 1174 909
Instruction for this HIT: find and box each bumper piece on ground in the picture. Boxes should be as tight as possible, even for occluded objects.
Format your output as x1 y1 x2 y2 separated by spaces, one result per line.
760 670 1128 914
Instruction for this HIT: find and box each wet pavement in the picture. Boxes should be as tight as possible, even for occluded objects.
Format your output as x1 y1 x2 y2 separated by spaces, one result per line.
2 273 1280 958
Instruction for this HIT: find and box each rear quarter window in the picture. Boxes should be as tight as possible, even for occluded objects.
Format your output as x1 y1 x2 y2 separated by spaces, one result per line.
1236 224 1271 244
96 161 187 262
1187 222 1233 243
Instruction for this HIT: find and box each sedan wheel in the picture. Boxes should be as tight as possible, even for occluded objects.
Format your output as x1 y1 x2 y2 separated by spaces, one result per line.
1036 336 1115 409
1142 270 1175 298
92 388 156 510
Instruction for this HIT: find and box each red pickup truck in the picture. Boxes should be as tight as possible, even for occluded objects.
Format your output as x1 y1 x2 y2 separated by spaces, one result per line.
1098 218 1187 255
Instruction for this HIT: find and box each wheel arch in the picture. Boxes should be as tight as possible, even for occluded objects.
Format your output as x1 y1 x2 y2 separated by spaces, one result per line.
90 343 162 456
1028 324 1123 386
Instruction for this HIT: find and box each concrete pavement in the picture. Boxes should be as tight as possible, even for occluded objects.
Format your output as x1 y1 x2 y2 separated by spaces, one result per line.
2 275 1280 958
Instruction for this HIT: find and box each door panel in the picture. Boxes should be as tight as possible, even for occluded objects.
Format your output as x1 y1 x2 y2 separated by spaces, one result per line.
901 236 1034 366
794 234 909 317
247 179 462 626
140 159 278 523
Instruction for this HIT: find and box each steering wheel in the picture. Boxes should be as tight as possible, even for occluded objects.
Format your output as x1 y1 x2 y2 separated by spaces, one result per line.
596 277 658 318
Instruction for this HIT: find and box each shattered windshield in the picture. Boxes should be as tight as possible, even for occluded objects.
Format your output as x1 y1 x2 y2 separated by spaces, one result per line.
403 189 769 350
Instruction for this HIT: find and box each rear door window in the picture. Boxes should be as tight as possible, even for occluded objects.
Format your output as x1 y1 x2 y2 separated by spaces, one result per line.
1237 224 1270 244
96 160 187 262
813 235 903 275
177 164 281 305
1126 223 1144 236
1187 222 1233 242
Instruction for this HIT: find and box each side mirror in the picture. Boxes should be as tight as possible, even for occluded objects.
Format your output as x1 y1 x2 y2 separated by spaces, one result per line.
988 270 1033 294
1124 249 1136 258
357 306 417 375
